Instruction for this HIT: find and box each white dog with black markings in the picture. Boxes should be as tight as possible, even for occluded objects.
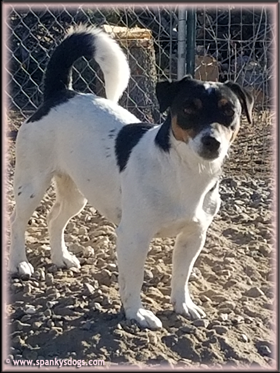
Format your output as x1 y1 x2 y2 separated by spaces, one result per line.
9 26 253 329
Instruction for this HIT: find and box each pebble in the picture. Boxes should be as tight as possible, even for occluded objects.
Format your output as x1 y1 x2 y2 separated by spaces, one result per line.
192 319 209 328
147 332 158 344
45 273 54 286
240 334 249 342
23 283 32 294
21 314 31 323
14 320 30 331
244 286 265 298
257 344 272 357
24 305 36 314
84 283 96 295
218 301 236 310
212 325 228 335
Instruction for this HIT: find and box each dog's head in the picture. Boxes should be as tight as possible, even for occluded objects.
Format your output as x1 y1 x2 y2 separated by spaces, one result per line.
156 76 254 162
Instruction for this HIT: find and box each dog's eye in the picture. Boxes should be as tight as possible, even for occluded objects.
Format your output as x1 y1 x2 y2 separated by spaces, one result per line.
224 108 234 117
183 99 201 114
183 107 194 114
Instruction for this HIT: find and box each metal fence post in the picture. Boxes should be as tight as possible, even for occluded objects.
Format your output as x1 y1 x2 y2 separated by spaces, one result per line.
177 8 186 80
186 8 196 77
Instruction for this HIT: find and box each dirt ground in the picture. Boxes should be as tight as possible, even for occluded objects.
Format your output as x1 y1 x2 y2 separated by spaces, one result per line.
4 109 277 370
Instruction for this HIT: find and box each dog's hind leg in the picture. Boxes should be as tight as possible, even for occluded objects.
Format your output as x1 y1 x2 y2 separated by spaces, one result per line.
47 174 87 269
9 172 52 277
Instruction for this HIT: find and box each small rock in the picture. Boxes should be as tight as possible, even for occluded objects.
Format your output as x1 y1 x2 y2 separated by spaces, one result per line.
240 334 249 342
93 302 102 311
21 315 31 323
23 283 32 294
244 287 265 298
47 264 58 273
218 301 236 310
257 344 272 357
180 325 196 333
47 319 55 328
46 301 59 309
32 321 43 329
84 283 96 295
189 267 202 281
69 243 84 255
212 325 228 335
81 320 92 331
24 305 36 314
192 319 209 328
144 269 154 280
78 227 87 235
200 295 211 303
45 273 54 286
14 320 30 331
231 315 244 324
147 332 157 344
44 309 52 318
218 313 229 322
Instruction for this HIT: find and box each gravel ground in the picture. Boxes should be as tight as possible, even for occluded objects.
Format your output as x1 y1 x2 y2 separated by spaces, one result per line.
4 110 277 369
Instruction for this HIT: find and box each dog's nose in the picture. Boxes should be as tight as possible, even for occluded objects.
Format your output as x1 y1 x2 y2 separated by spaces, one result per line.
201 135 220 153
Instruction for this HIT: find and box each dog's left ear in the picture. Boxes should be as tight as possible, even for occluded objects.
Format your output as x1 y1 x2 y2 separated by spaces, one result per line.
224 81 254 124
156 75 192 113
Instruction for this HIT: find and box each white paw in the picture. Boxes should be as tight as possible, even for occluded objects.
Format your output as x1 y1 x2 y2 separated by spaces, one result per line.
172 298 206 319
125 307 162 329
52 251 80 269
9 260 34 278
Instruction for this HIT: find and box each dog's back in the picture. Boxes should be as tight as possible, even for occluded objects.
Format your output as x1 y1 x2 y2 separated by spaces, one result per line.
10 27 141 277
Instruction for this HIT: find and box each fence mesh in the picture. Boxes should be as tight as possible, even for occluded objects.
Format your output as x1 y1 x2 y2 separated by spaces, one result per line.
5 5 275 177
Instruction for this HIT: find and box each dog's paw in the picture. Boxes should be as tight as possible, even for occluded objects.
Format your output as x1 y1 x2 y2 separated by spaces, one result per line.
52 251 81 269
172 299 206 319
9 260 34 279
125 308 162 329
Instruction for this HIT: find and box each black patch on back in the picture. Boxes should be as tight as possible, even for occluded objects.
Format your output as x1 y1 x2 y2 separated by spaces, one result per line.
27 90 77 123
155 115 171 152
115 123 153 172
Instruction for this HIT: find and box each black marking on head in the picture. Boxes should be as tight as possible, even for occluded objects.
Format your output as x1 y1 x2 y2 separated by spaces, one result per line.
17 192 22 196
27 90 77 123
30 194 35 199
115 123 153 172
155 114 171 152
224 81 254 124
18 186 22 190
156 76 252 139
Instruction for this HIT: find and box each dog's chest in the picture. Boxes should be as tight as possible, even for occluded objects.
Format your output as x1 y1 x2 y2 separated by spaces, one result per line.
154 180 220 237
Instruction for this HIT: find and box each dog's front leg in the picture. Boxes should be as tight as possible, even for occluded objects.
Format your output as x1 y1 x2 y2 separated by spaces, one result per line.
171 227 207 319
116 224 162 329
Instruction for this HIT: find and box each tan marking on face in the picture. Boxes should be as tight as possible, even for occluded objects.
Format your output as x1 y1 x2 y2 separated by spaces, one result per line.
171 115 196 143
218 98 229 108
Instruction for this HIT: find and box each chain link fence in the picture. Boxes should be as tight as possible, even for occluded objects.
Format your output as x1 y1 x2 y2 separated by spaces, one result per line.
5 4 275 176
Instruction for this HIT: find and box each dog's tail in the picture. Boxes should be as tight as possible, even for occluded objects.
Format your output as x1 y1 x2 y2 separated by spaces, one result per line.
43 26 130 103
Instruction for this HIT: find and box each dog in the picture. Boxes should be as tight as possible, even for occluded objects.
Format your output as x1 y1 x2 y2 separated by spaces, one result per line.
9 26 254 329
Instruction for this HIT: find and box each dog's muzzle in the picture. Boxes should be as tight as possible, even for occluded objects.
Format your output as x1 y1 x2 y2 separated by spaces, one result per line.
200 135 221 160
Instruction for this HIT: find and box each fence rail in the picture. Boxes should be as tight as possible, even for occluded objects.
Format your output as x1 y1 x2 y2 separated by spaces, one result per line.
5 5 274 118
5 5 275 177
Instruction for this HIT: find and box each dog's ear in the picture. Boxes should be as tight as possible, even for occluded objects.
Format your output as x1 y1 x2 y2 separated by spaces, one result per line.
224 81 254 124
156 75 193 113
